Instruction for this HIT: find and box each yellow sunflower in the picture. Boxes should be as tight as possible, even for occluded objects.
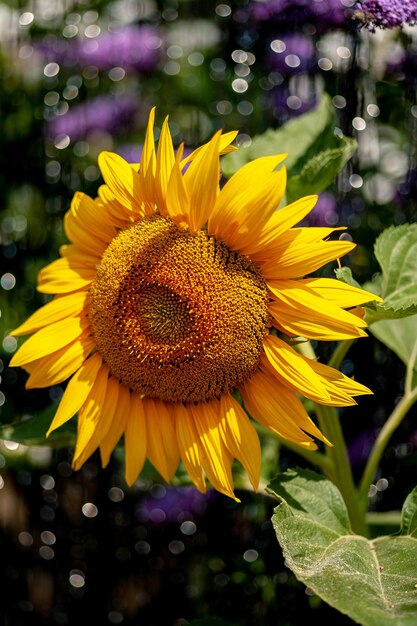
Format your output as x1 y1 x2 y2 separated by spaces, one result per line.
10 108 380 500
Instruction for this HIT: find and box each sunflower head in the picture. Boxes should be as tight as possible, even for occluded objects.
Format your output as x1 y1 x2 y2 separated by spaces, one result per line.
88 213 271 403
10 108 381 500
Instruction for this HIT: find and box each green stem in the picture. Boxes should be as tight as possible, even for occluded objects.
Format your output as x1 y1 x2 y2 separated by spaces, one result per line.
405 340 417 395
328 338 356 370
358 386 417 509
294 338 368 535
314 402 368 536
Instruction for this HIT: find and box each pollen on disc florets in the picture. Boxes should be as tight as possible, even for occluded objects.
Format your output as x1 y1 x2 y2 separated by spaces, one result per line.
88 215 270 403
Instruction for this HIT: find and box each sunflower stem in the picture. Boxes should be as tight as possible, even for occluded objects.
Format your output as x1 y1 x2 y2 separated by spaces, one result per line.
405 339 417 395
328 338 356 371
358 386 417 512
313 403 368 536
295 338 368 535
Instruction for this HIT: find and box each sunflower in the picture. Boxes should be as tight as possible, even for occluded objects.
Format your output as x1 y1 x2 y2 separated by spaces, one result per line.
10 109 380 500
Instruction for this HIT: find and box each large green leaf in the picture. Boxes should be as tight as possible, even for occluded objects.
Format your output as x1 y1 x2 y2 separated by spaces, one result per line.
370 315 417 386
268 468 417 626
285 136 357 204
222 93 348 173
364 224 417 323
401 489 417 537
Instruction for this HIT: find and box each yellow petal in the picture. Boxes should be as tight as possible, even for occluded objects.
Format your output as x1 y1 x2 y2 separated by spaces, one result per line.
65 192 118 253
208 155 287 250
165 147 191 228
303 357 373 406
219 394 261 491
174 402 206 493
141 106 156 171
139 106 157 209
76 193 124 238
155 115 176 215
124 392 147 486
98 152 146 216
59 244 101 267
25 332 94 389
268 279 368 341
64 211 107 258
37 257 96 294
242 195 318 255
181 130 239 167
73 369 120 469
10 316 90 367
191 400 238 501
259 227 356 278
184 130 221 232
100 382 131 468
263 334 331 403
142 397 179 483
254 226 343 262
97 184 138 224
46 352 103 436
12 292 89 336
217 131 239 154
302 277 383 307
241 369 325 446
139 107 156 173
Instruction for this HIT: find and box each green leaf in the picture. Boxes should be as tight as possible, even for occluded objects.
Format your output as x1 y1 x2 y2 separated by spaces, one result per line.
285 136 357 204
222 93 343 178
364 224 417 323
335 266 382 313
334 266 363 290
0 403 76 447
370 315 417 386
268 468 417 626
401 487 417 537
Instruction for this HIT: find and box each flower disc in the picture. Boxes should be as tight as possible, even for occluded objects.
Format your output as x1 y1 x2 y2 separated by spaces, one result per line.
88 215 270 402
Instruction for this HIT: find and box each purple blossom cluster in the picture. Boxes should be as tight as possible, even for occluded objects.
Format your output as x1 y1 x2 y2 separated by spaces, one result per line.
237 0 417 33
38 25 161 72
303 192 339 226
77 26 162 71
356 0 417 30
268 34 316 75
45 92 139 141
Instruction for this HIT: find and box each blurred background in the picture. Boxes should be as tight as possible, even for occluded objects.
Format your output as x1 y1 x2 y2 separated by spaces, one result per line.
0 1 417 624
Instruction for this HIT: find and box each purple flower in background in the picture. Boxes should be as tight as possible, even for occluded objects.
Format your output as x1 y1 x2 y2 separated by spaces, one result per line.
304 192 339 226
238 0 349 32
356 0 417 30
116 144 143 163
137 486 218 524
268 34 316 75
45 93 138 142
37 25 161 72
116 144 193 166
78 26 162 71
36 35 78 66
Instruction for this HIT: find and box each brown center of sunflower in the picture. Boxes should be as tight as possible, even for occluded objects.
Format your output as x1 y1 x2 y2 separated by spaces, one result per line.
88 215 270 403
